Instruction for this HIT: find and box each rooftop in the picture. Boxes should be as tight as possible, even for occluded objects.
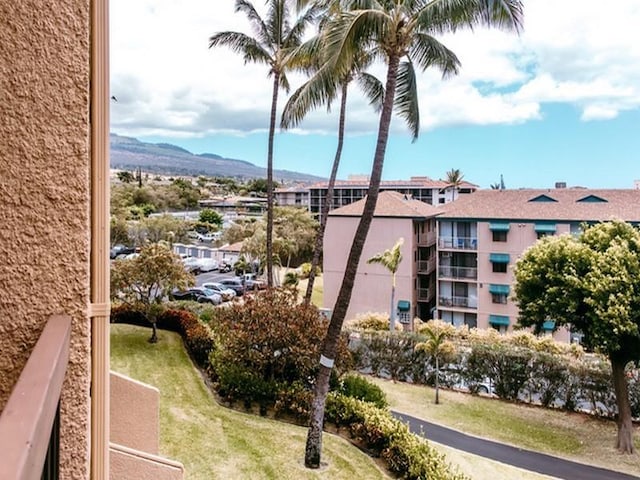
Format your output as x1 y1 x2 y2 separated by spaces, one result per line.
309 178 478 190
439 189 640 222
329 191 442 218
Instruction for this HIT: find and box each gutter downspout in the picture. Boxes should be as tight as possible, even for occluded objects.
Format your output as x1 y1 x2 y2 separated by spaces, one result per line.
90 0 110 477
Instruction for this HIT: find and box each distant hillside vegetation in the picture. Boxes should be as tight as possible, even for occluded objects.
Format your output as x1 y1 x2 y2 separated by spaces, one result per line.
110 133 324 182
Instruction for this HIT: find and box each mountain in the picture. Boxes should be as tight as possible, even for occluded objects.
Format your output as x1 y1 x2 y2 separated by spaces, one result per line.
110 134 324 182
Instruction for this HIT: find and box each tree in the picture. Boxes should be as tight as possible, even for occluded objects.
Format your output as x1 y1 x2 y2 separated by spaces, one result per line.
282 20 383 306
130 214 191 245
198 208 223 228
367 238 404 331
210 0 320 288
303 0 523 468
514 221 640 453
117 170 135 183
444 168 464 201
416 320 456 404
110 242 194 342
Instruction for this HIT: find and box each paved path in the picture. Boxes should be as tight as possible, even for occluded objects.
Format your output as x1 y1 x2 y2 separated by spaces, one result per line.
392 411 639 480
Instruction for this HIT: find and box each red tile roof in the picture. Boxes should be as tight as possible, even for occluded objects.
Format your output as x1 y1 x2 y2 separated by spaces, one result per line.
329 191 441 218
439 189 640 221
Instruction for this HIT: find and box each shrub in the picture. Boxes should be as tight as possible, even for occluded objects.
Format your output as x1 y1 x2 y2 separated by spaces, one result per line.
347 311 401 331
283 271 299 287
354 331 426 383
338 374 388 408
299 262 321 279
273 381 313 421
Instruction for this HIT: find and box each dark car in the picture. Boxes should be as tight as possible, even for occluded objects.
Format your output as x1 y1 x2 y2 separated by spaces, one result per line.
218 278 246 296
171 287 222 305
110 244 136 259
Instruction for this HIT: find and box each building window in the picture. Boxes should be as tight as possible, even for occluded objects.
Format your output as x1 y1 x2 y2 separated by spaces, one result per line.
492 262 507 273
492 230 507 242
536 231 553 239
491 293 507 304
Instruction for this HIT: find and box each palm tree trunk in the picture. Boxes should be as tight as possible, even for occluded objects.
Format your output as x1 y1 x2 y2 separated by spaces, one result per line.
305 55 400 469
389 282 396 331
304 81 349 305
611 355 635 453
435 355 440 405
266 73 280 288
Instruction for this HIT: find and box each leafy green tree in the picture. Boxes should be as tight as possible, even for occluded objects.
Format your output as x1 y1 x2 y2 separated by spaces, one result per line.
110 242 194 342
223 218 258 244
131 214 191 245
198 208 223 228
110 215 130 246
282 19 383 306
303 0 523 467
415 320 456 404
367 238 404 331
514 221 640 453
210 0 321 288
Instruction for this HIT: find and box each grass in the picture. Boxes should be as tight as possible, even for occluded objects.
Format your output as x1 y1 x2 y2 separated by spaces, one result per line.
110 324 389 480
369 376 640 477
294 274 323 307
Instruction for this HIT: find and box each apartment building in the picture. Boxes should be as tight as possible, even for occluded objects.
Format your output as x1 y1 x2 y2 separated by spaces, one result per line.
0 2 182 479
323 192 439 323
436 189 640 341
308 176 477 214
274 185 310 208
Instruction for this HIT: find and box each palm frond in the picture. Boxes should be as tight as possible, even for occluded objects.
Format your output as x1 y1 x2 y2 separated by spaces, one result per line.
356 72 384 112
281 66 340 129
410 33 460 78
285 2 324 47
209 31 273 65
394 61 420 141
234 0 272 46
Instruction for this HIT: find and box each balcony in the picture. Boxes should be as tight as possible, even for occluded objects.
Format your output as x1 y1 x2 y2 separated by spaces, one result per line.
417 230 437 246
0 315 71 480
438 296 478 309
438 265 478 280
417 288 434 302
438 237 478 250
417 258 436 273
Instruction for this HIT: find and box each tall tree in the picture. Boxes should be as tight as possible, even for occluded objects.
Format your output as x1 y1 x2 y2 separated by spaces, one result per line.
209 0 320 287
514 221 640 454
367 238 404 331
303 0 523 468
444 168 464 201
415 320 456 405
282 30 384 305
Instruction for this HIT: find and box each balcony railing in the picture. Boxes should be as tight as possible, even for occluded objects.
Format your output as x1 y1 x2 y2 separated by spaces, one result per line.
438 265 478 279
417 288 434 302
417 259 435 273
438 237 478 250
0 315 71 480
438 296 478 309
417 231 436 246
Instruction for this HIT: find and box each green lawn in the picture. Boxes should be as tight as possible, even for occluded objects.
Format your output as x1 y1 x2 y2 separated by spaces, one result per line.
294 274 323 307
111 324 388 480
369 376 640 477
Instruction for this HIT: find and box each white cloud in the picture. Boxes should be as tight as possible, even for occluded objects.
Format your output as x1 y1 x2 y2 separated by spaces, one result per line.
110 0 640 137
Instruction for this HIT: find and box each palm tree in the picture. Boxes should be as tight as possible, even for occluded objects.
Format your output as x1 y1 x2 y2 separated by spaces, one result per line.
282 36 384 305
367 238 404 331
209 0 320 288
444 168 464 201
416 321 455 405
304 0 523 468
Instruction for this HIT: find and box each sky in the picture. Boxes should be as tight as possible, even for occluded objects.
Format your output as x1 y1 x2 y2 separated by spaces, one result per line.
110 0 640 189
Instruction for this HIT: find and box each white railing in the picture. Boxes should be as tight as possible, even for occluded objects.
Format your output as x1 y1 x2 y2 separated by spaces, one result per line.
438 296 478 308
438 266 477 279
438 237 478 250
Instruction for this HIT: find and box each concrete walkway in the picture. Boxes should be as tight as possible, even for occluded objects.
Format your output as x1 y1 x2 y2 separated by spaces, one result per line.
392 411 639 480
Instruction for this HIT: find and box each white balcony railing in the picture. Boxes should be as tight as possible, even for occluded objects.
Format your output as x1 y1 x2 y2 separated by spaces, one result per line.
438 237 478 250
438 296 478 309
438 266 477 279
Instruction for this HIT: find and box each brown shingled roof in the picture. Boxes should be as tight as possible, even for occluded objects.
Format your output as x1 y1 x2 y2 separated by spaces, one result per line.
439 189 640 222
329 191 441 218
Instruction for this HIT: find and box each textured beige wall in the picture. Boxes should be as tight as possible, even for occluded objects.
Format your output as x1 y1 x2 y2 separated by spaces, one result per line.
0 1 91 478
110 443 184 480
110 372 160 454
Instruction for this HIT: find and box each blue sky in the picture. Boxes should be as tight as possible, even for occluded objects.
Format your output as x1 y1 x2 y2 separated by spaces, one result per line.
110 1 640 189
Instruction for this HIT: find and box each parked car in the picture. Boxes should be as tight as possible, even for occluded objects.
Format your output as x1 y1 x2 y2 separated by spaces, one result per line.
197 258 219 272
110 244 135 259
218 277 246 296
170 287 222 305
181 256 201 274
198 231 221 242
201 282 236 301
242 273 266 290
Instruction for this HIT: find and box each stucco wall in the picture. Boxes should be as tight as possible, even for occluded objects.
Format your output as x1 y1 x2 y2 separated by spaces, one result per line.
110 443 184 480
0 1 91 478
324 216 414 322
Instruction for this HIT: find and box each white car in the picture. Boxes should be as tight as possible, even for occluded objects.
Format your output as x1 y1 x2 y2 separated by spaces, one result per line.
198 232 222 242
197 258 219 272
181 256 201 273
201 282 236 301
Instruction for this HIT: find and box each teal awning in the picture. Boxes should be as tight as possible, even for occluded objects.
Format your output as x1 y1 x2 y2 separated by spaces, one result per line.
397 300 411 312
489 315 510 326
542 320 556 331
534 223 556 233
489 253 510 263
489 222 510 232
489 284 510 295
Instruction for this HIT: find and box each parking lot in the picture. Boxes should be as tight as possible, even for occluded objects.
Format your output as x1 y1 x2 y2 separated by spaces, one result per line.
194 270 239 287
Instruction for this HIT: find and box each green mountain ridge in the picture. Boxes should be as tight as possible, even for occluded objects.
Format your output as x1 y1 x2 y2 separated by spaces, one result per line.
110 133 324 182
